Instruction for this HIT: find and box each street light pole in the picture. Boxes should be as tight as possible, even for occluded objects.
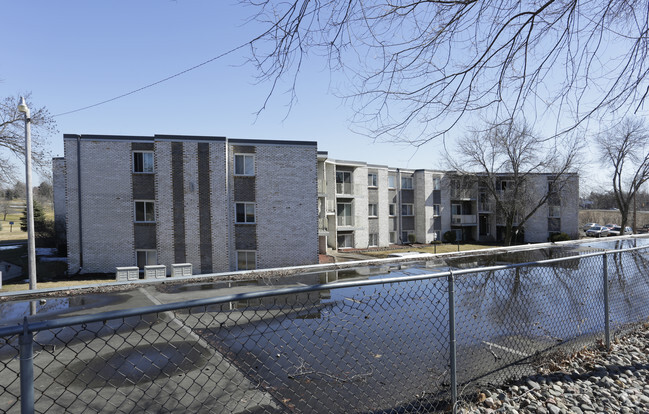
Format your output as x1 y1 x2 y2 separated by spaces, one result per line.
17 97 37 303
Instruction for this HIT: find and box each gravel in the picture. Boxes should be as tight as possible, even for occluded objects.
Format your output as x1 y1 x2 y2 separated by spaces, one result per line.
457 323 649 413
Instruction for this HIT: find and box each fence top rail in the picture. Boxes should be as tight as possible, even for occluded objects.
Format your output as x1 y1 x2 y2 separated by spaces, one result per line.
2 235 647 302
0 241 647 337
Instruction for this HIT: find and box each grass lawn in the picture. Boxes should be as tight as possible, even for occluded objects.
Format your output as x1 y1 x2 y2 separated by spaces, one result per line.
361 243 493 258
0 212 27 242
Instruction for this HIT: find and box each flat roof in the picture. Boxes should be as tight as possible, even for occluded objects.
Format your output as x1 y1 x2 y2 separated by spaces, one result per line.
63 134 316 146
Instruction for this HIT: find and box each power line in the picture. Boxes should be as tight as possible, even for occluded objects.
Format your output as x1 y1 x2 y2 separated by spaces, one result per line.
53 42 249 117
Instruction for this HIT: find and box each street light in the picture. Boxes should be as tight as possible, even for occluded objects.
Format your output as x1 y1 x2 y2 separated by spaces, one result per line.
17 97 37 299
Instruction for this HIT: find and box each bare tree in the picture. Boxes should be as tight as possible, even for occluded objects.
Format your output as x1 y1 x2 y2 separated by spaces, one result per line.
0 93 57 186
596 119 649 230
448 121 581 245
243 0 649 144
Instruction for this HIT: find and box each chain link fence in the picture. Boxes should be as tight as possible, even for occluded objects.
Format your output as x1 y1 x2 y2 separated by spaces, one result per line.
2 242 649 413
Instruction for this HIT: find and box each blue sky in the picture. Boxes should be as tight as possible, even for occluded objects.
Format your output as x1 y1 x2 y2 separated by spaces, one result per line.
3 0 442 172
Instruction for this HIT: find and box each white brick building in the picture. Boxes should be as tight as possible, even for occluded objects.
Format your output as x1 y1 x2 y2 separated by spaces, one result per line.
53 135 579 274
56 134 319 274
316 154 579 250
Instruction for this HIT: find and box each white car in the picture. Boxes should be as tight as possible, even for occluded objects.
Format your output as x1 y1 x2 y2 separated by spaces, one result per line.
608 226 633 236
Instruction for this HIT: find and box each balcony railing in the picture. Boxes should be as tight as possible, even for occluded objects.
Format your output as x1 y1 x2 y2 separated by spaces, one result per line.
337 216 354 227
451 215 477 225
478 202 494 212
336 182 352 195
450 189 474 199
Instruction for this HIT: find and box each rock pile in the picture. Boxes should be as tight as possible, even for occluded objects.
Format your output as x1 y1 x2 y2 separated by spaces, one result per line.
458 324 649 413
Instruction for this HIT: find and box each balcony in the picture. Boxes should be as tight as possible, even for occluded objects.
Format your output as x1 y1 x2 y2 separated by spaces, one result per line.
337 216 354 227
450 189 475 200
336 182 352 196
478 202 494 212
451 215 477 225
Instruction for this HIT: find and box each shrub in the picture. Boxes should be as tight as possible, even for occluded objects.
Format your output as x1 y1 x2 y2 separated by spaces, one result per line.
443 230 456 243
407 233 416 244
549 232 571 242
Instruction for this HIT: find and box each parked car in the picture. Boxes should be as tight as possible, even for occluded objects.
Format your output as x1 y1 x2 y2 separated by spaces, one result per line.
585 226 610 237
608 226 633 236
581 223 598 231
604 223 617 229
637 224 649 234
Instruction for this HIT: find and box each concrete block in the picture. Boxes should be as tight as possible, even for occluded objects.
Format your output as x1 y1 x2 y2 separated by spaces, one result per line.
171 263 192 277
144 265 166 279
116 266 140 282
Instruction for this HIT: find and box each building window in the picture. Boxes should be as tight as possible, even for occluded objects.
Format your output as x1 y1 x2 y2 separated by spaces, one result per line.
136 250 157 268
336 171 352 194
368 173 378 187
388 175 396 189
133 152 154 173
401 231 413 243
548 217 561 232
401 176 413 189
433 204 440 216
433 177 441 191
389 203 396 216
389 231 397 244
337 233 354 248
369 233 378 247
235 203 255 223
401 204 414 216
548 205 561 218
337 202 353 226
234 154 255 176
368 203 378 217
134 201 155 222
237 251 257 270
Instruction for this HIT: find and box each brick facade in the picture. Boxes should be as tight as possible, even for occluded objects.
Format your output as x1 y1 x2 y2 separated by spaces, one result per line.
60 135 318 274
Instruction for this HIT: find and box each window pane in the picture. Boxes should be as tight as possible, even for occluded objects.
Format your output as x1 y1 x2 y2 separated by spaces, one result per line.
388 175 396 188
236 204 245 222
137 251 147 268
146 251 157 265
142 153 154 172
246 204 255 223
134 153 143 172
135 202 144 222
134 152 153 173
238 252 247 270
235 155 254 175
145 202 155 221
245 155 254 175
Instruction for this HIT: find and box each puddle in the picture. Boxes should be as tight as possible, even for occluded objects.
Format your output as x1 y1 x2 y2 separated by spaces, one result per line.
0 245 21 251
60 341 212 388
0 294 130 326
195 240 649 412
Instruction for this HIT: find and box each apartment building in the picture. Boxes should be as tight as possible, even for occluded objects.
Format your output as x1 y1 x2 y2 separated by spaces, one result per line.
317 154 579 250
55 134 318 274
317 154 448 251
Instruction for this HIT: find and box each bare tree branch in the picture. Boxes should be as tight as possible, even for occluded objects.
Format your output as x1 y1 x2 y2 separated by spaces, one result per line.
447 120 582 245
0 93 57 186
242 0 649 144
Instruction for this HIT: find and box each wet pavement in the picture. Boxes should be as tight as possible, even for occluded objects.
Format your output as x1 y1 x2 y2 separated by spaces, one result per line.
1 237 648 412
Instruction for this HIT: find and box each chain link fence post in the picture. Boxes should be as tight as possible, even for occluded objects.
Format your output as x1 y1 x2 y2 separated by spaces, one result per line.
603 253 610 350
19 317 34 414
448 270 457 413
